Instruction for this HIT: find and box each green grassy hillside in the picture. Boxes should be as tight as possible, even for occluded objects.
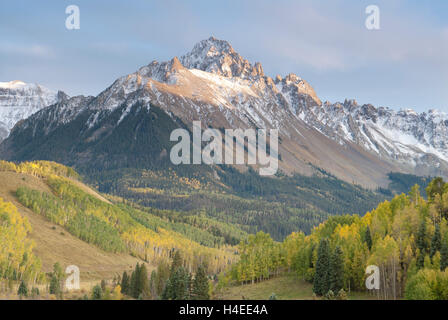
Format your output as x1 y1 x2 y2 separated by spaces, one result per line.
0 161 237 294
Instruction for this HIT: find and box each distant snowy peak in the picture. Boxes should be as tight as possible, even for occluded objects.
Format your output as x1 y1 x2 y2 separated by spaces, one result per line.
0 80 67 140
0 80 56 98
301 99 448 166
0 80 28 89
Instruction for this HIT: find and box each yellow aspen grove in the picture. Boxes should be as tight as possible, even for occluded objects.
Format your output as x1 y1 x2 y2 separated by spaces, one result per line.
0 197 43 286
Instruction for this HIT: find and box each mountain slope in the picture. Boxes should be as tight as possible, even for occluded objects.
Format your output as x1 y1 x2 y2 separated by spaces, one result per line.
0 169 141 282
300 99 448 178
0 96 392 240
0 161 237 279
1 37 446 187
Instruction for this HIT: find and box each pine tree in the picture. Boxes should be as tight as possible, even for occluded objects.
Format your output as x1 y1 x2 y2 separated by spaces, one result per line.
163 266 191 300
121 271 129 295
125 263 150 299
313 239 330 296
91 285 103 300
170 251 183 275
329 246 344 293
430 224 442 259
138 264 150 299
417 220 427 254
130 263 140 298
49 262 63 298
175 267 191 300
17 280 28 298
417 250 425 270
155 261 170 297
441 242 448 271
365 227 372 251
162 278 172 300
53 262 64 282
49 274 61 297
162 250 191 300
192 264 209 300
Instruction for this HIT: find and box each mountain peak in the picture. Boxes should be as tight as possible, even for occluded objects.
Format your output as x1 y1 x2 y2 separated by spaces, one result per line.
180 37 263 79
0 80 65 141
0 80 28 89
0 80 60 98
192 36 236 56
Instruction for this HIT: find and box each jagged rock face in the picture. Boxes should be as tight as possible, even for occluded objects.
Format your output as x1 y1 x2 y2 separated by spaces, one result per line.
275 73 322 112
298 99 448 173
86 37 322 133
1 37 447 186
180 37 265 79
0 80 67 141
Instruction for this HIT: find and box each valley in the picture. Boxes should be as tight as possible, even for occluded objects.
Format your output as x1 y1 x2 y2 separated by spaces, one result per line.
0 159 437 300
0 35 445 301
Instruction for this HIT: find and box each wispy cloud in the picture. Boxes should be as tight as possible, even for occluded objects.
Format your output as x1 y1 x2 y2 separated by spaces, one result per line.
232 1 447 73
0 43 56 58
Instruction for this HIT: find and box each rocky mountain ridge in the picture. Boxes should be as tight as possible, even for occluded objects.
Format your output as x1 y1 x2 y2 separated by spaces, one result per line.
1 37 446 186
0 80 67 141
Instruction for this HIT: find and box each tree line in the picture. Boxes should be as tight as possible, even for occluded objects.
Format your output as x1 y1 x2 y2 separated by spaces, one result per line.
13 166 236 273
119 251 210 300
226 178 448 300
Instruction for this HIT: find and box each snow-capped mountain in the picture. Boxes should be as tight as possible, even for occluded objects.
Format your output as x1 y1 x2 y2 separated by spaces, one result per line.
0 80 67 141
298 100 448 170
1 37 447 186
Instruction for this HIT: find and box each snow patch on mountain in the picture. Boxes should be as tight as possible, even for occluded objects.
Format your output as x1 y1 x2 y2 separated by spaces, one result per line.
299 99 448 166
0 80 66 140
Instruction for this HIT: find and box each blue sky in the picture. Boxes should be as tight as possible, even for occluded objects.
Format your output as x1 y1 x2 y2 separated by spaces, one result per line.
1 0 447 112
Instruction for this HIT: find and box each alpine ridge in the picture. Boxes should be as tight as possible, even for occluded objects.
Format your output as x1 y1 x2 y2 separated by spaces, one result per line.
0 80 67 141
1 37 447 187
